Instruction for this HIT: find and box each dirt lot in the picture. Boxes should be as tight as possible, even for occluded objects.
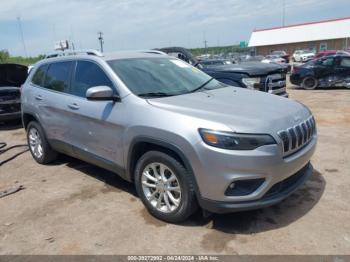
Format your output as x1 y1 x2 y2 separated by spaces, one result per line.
0 85 349 255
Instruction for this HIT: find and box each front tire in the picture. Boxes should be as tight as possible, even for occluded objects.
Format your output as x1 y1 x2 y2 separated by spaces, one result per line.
135 151 197 223
27 121 58 164
302 76 318 90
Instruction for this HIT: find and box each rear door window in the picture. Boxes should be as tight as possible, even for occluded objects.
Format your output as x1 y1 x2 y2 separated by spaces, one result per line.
318 57 334 66
70 61 113 98
32 64 48 86
44 61 73 92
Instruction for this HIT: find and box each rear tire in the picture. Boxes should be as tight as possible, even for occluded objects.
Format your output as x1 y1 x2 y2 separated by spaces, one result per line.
302 76 318 90
27 121 58 164
135 151 197 223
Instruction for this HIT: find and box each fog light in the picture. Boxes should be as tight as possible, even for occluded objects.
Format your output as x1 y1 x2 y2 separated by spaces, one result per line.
229 182 236 189
225 178 265 196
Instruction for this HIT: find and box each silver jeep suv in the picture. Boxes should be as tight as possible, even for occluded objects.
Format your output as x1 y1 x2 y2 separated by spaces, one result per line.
21 51 317 222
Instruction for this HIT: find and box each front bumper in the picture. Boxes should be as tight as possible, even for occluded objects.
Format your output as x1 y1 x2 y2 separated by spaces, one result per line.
198 162 313 213
191 132 316 204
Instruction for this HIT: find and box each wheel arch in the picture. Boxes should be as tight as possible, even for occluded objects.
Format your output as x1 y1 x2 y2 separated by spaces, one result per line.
22 112 40 130
126 137 201 197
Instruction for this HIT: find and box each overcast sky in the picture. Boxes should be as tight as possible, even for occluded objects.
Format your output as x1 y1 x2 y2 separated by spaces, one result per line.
1 0 350 56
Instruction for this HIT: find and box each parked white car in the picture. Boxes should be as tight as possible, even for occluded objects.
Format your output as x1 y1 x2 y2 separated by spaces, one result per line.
293 50 315 63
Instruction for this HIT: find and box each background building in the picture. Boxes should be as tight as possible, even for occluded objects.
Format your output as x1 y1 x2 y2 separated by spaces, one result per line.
248 17 350 55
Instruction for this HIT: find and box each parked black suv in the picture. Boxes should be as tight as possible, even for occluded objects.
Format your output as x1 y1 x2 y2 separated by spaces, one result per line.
290 55 350 90
157 47 288 97
0 63 28 121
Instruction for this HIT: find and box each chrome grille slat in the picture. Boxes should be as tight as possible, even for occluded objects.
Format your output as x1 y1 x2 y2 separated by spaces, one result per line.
301 123 308 143
287 128 297 150
295 125 303 146
305 120 311 140
278 116 316 156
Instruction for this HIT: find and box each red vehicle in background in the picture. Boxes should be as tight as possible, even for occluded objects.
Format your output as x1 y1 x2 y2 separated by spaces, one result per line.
314 50 350 60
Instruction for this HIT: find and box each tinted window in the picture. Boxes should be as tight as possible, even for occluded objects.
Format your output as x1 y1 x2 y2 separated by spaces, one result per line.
44 62 73 92
70 61 113 97
340 57 350 68
32 64 48 86
316 57 334 66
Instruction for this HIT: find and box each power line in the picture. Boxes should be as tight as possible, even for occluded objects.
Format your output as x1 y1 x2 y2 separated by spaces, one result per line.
98 31 104 52
17 16 28 57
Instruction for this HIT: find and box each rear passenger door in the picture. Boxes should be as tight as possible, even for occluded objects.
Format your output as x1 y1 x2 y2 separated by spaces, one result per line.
336 57 350 80
66 60 125 168
30 61 75 152
315 57 335 78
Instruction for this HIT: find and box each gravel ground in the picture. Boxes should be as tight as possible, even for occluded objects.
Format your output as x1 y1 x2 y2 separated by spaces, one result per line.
0 85 349 255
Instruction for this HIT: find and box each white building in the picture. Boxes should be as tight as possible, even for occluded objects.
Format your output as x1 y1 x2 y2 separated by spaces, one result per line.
248 17 350 55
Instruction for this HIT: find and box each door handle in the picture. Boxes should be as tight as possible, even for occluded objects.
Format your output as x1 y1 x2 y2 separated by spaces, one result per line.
68 103 80 110
35 95 43 101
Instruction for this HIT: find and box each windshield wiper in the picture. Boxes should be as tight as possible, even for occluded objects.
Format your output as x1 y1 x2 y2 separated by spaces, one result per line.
190 78 214 93
138 92 175 98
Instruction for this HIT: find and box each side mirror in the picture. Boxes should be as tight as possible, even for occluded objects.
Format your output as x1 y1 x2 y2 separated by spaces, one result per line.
86 86 121 102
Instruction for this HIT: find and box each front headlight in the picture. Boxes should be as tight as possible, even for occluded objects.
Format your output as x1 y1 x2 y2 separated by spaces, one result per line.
241 77 261 90
199 129 276 150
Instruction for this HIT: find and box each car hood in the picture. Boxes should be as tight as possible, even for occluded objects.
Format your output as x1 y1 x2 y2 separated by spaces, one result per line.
147 87 311 135
0 63 28 87
204 62 285 76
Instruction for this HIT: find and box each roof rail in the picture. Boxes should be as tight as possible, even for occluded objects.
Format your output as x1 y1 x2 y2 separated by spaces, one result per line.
138 50 167 55
45 49 103 59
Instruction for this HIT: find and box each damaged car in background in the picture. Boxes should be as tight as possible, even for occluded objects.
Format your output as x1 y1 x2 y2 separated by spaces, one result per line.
0 63 28 122
290 55 350 90
157 47 288 97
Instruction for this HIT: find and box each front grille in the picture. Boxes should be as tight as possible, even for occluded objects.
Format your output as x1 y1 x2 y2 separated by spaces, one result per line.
0 89 20 102
278 116 316 156
0 103 21 114
262 73 287 95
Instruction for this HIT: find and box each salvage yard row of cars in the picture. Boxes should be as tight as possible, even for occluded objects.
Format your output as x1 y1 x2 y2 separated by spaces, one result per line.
0 47 348 222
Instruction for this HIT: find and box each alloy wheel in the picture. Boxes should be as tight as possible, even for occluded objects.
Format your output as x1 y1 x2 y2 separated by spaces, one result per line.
28 127 43 159
141 162 182 213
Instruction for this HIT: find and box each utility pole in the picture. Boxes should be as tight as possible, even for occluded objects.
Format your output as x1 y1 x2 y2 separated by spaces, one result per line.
282 0 286 26
98 31 104 52
17 16 28 57
204 40 208 50
203 32 208 54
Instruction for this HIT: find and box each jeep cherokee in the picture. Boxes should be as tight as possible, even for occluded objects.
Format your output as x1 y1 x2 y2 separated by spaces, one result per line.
21 51 317 222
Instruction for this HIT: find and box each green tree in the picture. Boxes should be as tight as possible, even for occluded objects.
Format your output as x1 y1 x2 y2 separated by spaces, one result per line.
0 49 9 62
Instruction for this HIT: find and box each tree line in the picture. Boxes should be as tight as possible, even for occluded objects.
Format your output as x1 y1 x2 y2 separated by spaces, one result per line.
0 50 44 66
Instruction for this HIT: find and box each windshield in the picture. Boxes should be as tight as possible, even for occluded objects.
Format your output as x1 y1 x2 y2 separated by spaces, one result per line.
108 58 223 97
